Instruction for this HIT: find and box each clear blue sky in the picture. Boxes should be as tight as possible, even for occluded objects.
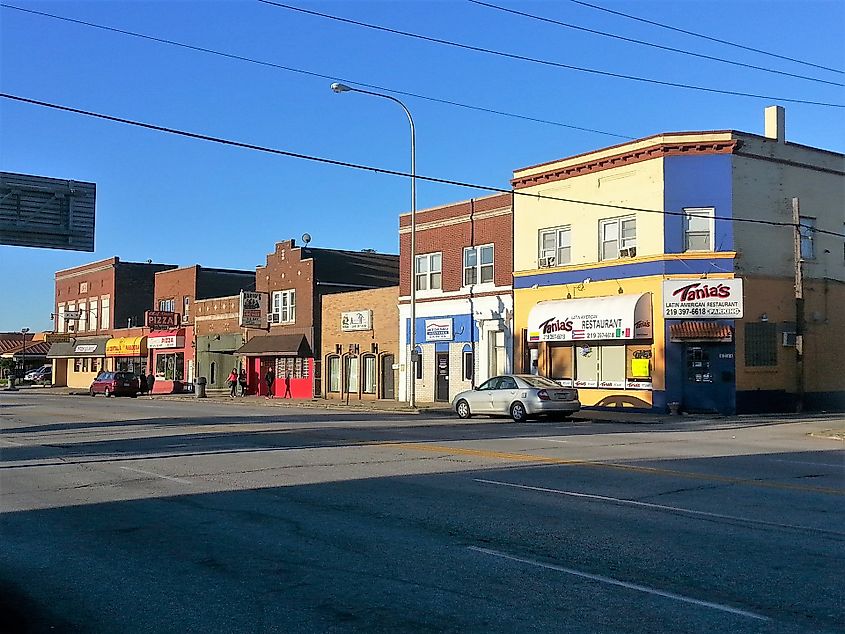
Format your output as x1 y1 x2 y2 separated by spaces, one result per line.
1 0 843 332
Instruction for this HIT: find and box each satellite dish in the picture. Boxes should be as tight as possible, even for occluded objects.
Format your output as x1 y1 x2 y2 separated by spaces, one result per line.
301 233 312 245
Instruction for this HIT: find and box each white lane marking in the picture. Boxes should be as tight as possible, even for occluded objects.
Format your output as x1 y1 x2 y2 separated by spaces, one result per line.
475 478 845 537
119 466 192 484
770 458 844 469
468 546 768 621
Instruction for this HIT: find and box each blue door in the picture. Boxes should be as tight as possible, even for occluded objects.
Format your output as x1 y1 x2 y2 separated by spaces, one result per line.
681 343 735 414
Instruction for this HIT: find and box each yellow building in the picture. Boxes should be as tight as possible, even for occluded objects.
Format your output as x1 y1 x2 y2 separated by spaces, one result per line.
512 107 844 413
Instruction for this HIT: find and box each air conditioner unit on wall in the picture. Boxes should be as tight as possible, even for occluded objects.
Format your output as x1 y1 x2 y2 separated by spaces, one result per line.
619 247 637 258
782 332 797 347
538 256 556 268
267 313 279 324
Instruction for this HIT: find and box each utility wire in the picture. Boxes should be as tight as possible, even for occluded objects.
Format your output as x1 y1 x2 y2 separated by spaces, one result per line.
468 0 842 88
0 3 632 140
256 0 845 109
3 92 842 238
566 0 844 76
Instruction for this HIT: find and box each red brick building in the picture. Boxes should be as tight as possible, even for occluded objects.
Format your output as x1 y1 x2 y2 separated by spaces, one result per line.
238 239 399 398
398 193 514 402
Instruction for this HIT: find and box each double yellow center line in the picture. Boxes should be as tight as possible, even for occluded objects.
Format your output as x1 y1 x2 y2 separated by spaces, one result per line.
380 442 844 496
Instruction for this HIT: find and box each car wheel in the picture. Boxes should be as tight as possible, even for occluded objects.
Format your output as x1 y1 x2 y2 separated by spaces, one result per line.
89 388 95 397
510 401 527 422
104 387 111 398
456 399 472 419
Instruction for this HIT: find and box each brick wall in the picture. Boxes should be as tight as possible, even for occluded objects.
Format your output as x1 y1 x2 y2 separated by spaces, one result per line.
55 258 117 335
194 295 242 336
399 194 513 296
115 262 175 328
154 266 198 323
256 240 317 351
321 286 399 353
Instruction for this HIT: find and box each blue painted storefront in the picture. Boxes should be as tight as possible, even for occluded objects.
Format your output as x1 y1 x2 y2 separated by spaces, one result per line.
405 314 479 348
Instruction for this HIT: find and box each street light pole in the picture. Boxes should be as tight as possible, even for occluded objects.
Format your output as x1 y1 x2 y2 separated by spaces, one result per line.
21 327 29 378
330 83 417 407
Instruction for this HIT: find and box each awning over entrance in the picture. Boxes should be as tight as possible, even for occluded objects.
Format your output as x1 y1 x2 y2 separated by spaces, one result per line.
106 336 148 357
148 329 186 350
47 336 110 358
236 334 312 357
528 293 653 343
669 322 733 342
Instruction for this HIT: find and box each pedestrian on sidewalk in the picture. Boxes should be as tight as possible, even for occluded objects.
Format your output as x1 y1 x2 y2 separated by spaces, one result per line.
227 368 238 398
283 372 292 399
139 373 148 396
238 368 248 397
146 372 156 399
264 366 275 399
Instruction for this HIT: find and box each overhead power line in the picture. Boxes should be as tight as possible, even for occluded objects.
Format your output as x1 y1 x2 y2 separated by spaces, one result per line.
0 3 632 140
468 0 843 88
256 0 845 108
566 0 844 76
3 92 842 239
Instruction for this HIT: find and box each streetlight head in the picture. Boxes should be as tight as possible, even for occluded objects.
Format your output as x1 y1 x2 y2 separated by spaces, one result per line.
331 82 352 93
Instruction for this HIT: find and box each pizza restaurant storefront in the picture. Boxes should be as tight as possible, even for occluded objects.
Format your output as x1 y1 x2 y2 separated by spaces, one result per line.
525 293 656 409
148 328 193 394
105 336 148 377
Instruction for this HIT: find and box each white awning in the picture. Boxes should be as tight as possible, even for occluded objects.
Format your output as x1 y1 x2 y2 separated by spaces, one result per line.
527 293 653 343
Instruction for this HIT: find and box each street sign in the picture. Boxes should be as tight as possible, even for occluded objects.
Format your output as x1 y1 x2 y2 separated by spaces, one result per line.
63 310 82 321
45 333 73 343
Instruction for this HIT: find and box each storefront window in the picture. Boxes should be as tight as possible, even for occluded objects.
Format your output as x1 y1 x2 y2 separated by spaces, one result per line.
73 358 81 372
547 345 574 384
155 352 184 380
462 345 474 382
82 358 89 372
626 345 652 387
575 345 599 387
362 355 376 394
598 345 626 388
328 356 341 392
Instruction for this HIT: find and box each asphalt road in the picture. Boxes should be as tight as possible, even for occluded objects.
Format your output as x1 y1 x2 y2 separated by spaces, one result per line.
1 392 843 633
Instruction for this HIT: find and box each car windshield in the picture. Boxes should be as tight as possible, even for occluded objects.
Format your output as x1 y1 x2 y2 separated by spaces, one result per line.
518 376 565 389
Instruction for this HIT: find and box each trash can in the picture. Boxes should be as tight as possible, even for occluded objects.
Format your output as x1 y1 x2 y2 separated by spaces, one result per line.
195 376 207 399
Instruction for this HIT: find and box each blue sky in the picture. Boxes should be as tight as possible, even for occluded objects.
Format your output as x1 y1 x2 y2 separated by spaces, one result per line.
1 0 843 332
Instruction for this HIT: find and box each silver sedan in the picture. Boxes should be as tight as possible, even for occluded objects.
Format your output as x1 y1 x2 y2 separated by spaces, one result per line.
452 374 581 422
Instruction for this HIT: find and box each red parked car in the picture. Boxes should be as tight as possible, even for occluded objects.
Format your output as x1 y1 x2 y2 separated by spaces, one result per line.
89 371 140 397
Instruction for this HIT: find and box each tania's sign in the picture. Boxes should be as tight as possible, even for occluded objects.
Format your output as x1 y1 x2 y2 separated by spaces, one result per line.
662 279 743 319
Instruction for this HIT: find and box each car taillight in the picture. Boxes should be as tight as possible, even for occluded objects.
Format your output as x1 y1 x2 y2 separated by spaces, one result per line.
537 389 550 401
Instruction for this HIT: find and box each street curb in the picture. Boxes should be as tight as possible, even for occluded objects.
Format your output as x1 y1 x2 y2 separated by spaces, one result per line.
810 429 845 441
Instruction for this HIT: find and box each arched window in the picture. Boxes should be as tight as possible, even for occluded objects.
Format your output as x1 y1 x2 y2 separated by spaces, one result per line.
327 355 341 392
210 362 216 385
362 354 377 394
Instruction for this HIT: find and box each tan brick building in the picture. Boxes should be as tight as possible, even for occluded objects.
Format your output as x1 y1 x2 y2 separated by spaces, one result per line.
321 286 399 400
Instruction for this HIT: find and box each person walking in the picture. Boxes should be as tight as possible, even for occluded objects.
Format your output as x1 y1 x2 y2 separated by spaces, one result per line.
139 373 148 396
238 368 248 397
227 368 238 398
146 371 156 398
264 366 275 399
283 372 292 399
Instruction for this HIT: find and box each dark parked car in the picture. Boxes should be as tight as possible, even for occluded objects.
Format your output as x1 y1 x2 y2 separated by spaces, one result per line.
89 371 140 397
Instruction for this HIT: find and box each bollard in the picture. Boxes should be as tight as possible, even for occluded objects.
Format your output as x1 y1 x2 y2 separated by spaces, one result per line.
196 376 207 399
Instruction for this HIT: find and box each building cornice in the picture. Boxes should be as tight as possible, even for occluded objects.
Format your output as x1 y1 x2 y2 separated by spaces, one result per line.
399 207 511 234
512 140 739 190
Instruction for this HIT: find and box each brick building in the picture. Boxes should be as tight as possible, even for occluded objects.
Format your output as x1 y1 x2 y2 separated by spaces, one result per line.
321 286 399 400
149 266 255 393
237 239 399 398
49 257 175 388
398 193 514 403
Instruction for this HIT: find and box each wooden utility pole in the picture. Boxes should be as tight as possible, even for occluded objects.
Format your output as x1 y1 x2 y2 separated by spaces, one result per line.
792 198 805 413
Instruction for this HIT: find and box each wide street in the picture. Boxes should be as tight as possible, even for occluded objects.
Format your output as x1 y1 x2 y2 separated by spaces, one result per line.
1 392 843 633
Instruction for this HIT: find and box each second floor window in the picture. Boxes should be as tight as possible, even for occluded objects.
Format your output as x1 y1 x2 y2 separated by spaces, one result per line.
538 226 571 266
600 216 636 260
463 245 494 286
799 216 816 260
271 289 296 323
415 253 442 291
159 298 175 312
684 208 715 251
